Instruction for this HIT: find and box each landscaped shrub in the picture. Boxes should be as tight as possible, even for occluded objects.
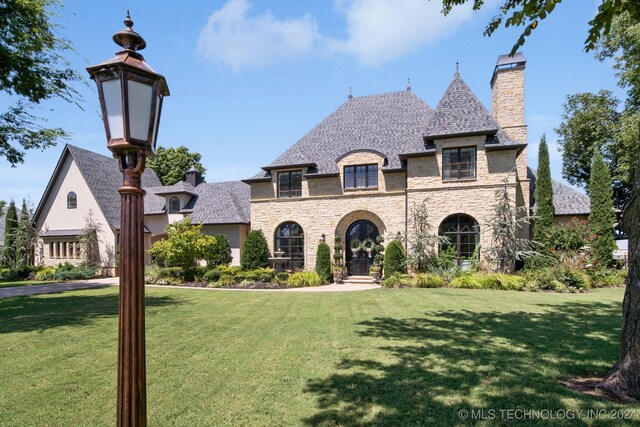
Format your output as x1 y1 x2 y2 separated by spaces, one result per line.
0 266 33 281
204 234 233 267
556 266 592 290
241 229 270 270
522 269 566 292
288 271 322 288
216 265 242 277
235 268 275 283
144 266 183 285
275 271 290 284
42 263 98 281
589 268 627 288
34 267 57 281
384 239 406 277
476 273 525 291
148 219 217 269
411 273 446 288
315 241 332 283
217 275 235 287
204 268 221 283
449 274 483 289
382 273 412 288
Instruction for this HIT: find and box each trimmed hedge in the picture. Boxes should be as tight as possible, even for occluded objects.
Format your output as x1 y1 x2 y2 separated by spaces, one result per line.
315 242 332 283
384 240 406 277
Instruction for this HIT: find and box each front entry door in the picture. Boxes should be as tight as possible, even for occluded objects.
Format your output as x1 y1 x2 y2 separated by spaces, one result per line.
346 220 379 276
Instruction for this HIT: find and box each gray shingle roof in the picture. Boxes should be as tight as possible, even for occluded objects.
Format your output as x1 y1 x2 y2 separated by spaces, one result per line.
152 181 198 196
66 145 162 229
253 90 433 178
146 181 250 224
529 168 591 216
39 229 84 237
424 74 502 139
248 76 524 180
33 145 162 230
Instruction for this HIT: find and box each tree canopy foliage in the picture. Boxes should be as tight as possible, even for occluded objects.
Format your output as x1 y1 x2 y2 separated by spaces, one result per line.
1 0 81 165
147 146 207 186
435 0 640 54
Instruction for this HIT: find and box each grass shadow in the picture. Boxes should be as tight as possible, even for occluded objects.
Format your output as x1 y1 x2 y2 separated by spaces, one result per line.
0 292 181 334
304 301 626 426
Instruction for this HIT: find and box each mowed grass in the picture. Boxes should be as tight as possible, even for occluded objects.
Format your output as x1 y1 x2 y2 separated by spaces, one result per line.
1 287 637 426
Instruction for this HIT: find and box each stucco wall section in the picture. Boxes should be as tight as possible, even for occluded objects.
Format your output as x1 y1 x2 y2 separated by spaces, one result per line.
201 224 249 266
35 155 116 271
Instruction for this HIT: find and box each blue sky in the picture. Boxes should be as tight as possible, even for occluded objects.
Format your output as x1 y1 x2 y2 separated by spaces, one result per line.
0 0 625 207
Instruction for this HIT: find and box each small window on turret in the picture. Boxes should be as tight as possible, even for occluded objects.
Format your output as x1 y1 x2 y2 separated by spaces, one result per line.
169 197 180 213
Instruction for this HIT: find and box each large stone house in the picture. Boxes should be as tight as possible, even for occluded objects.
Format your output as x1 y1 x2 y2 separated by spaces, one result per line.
33 144 250 273
243 53 590 274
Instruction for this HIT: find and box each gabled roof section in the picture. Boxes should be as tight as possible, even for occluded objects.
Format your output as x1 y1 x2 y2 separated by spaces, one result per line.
33 144 162 230
251 91 433 178
529 168 591 216
153 181 198 197
146 181 250 224
424 74 502 140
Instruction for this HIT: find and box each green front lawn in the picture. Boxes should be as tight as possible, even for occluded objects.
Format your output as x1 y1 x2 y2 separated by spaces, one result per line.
0 287 636 426
0 280 55 289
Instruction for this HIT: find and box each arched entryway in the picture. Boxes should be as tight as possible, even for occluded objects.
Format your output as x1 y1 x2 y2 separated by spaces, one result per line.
346 219 379 276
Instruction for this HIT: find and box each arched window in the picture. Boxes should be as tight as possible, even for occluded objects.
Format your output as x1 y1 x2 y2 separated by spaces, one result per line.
169 197 180 214
67 192 77 209
274 222 304 271
438 214 480 265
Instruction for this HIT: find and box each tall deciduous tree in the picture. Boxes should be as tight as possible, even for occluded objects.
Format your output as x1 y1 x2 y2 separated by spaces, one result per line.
599 137 640 398
2 201 18 267
434 0 640 54
589 151 617 266
1 0 81 165
534 135 554 242
146 146 206 186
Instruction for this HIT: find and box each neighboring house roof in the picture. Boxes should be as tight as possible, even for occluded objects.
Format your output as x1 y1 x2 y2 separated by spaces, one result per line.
146 181 251 224
39 229 84 237
249 90 433 179
247 75 524 181
33 144 162 230
529 168 591 216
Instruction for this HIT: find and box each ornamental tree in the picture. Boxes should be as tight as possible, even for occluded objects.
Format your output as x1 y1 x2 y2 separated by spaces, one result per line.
2 201 18 267
204 234 232 267
534 134 554 243
384 239 406 277
240 229 270 270
148 219 217 269
315 241 331 283
146 146 206 186
589 151 617 266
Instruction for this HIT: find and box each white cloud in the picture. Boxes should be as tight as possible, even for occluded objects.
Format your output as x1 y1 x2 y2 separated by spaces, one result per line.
331 0 475 66
196 0 322 70
196 0 479 70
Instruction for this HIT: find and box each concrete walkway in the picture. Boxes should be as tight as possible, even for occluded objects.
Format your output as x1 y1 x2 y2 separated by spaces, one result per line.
146 282 382 292
0 277 117 298
0 278 381 298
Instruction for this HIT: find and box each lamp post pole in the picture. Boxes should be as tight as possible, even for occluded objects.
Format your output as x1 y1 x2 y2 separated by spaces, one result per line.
87 13 169 427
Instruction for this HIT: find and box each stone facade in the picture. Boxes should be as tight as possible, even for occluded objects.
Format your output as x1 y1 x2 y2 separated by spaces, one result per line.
249 58 531 274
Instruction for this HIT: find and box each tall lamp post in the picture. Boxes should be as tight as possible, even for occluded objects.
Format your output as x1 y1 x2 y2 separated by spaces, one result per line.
87 12 169 426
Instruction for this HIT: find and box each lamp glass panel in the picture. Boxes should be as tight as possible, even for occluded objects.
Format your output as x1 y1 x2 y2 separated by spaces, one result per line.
151 93 162 150
127 80 153 141
102 79 124 139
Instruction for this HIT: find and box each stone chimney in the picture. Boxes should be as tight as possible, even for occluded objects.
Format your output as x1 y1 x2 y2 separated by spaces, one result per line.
185 167 202 187
490 53 526 144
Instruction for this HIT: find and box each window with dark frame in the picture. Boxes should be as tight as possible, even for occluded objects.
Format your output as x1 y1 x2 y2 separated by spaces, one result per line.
344 164 378 189
277 171 302 198
169 197 180 214
67 192 77 209
438 214 480 265
274 222 304 270
442 147 476 180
